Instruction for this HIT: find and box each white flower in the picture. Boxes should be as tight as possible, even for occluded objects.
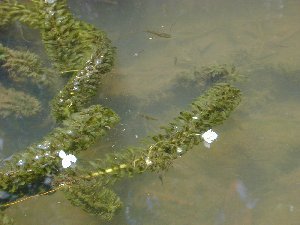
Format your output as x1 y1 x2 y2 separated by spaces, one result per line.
145 157 152 166
58 150 77 168
176 147 183 154
202 129 218 143
201 129 218 148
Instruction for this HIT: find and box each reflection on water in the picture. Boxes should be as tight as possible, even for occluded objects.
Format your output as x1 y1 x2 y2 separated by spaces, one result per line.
1 0 300 224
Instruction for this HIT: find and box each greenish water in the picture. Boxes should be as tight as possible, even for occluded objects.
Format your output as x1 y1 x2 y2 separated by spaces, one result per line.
1 0 300 224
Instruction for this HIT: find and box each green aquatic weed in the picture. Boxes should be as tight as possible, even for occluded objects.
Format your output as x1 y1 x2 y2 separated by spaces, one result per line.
0 85 41 118
0 0 242 222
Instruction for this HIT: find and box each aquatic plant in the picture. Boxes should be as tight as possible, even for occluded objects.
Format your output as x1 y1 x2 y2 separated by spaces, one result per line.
175 64 242 89
0 44 57 87
0 0 115 121
0 211 14 225
0 0 242 222
64 178 123 220
50 43 114 121
0 0 113 72
59 83 241 219
0 82 240 220
0 105 119 195
0 85 41 118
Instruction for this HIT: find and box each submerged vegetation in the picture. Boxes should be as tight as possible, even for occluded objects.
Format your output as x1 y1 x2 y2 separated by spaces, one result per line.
0 85 41 118
0 44 57 87
0 0 242 223
0 105 119 196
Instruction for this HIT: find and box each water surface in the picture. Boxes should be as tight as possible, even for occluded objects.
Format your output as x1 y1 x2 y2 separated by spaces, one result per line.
2 0 300 224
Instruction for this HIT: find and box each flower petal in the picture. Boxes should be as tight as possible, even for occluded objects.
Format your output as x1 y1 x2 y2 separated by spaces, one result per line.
67 154 77 163
58 150 67 159
202 129 218 144
62 158 71 168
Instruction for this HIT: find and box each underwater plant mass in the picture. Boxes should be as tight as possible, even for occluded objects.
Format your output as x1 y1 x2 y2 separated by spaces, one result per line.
0 0 242 223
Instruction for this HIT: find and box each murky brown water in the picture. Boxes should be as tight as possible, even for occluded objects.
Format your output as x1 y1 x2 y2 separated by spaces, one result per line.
2 0 300 224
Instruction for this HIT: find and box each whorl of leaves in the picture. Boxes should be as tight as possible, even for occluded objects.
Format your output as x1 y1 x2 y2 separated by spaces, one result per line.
51 42 115 121
64 179 122 221
0 85 41 118
0 0 114 72
0 44 57 86
0 0 41 28
0 0 115 120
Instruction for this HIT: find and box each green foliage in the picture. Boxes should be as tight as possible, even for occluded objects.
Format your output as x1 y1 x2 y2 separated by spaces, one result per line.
0 211 14 225
63 83 241 219
0 85 41 118
0 0 41 28
0 105 119 195
0 0 115 121
39 0 114 72
0 0 242 222
64 179 122 220
197 64 241 83
0 0 114 72
0 44 57 86
176 64 242 89
89 84 241 175
51 42 115 121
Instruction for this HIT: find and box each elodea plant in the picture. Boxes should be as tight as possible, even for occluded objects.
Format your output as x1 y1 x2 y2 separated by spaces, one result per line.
0 0 242 222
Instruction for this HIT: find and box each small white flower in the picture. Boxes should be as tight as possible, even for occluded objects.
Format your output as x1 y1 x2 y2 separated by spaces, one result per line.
192 116 198 120
202 129 218 144
202 129 218 148
145 157 152 166
176 147 183 154
58 150 77 168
